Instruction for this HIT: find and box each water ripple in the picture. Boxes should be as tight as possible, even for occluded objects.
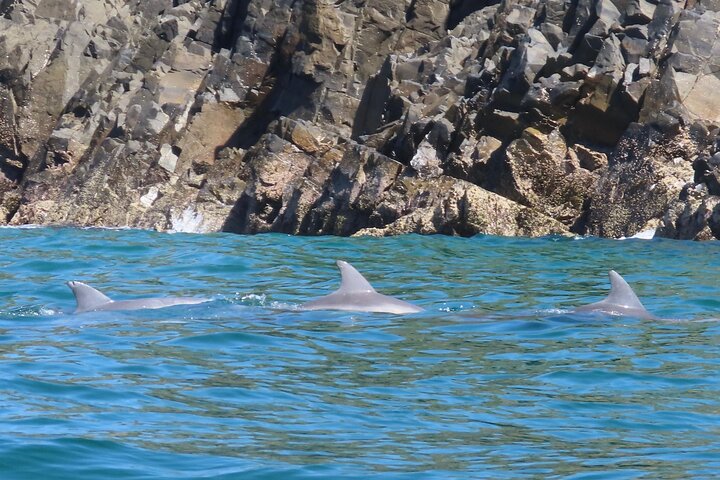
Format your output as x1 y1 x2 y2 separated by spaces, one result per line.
0 228 718 478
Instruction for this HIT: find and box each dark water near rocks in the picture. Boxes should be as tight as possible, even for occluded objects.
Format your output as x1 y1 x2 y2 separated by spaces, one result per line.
0 227 719 479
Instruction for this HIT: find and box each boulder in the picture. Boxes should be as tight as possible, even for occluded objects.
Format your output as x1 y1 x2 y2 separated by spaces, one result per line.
656 186 720 241
355 175 569 237
502 127 598 227
586 125 697 237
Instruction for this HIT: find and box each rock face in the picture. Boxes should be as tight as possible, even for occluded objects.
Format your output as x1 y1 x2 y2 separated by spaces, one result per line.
1 0 720 239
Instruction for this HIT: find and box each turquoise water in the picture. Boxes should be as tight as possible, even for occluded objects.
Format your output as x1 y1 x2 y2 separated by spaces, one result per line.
0 227 719 479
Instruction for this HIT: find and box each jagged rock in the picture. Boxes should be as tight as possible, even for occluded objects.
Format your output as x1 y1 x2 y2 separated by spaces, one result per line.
674 71 720 124
585 35 625 112
177 102 246 175
505 6 535 36
569 144 608 172
622 37 649 65
502 127 598 227
11 138 170 228
445 135 503 183
449 4 497 38
589 0 622 36
624 0 656 25
484 109 524 139
491 30 555 110
564 0 597 48
523 75 583 120
587 125 697 237
692 154 720 195
656 186 720 241
411 139 444 178
562 33 637 145
560 63 590 81
2 0 720 240
158 144 179 173
0 85 22 182
646 10 720 126
639 68 689 134
223 117 568 237
355 176 569 237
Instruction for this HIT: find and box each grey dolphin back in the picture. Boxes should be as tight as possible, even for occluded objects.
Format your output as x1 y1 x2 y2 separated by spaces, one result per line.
605 270 645 309
300 260 423 314
67 281 113 312
66 281 209 313
574 270 654 319
336 260 376 293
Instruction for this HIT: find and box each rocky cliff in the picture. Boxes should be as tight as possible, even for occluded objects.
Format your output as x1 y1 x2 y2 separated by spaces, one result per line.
1 0 720 239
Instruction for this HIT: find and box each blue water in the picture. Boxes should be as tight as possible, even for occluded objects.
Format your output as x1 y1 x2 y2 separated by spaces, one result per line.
0 227 719 479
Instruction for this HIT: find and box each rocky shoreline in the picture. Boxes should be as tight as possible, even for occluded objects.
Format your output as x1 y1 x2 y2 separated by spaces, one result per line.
1 0 720 239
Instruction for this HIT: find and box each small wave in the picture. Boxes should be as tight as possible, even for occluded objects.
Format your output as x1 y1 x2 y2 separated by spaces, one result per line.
537 308 573 315
80 225 134 231
0 224 45 229
437 303 477 312
268 301 300 311
238 293 267 306
0 223 138 232
3 305 59 317
229 293 299 311
619 228 656 240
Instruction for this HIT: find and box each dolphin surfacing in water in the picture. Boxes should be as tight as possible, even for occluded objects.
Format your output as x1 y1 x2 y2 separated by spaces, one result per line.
300 260 423 314
67 281 209 314
573 270 656 319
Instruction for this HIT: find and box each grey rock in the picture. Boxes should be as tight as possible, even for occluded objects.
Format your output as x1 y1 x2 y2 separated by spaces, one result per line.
158 144 178 173
501 127 598 227
589 0 622 36
624 0 656 25
1 0 720 240
587 124 697 237
656 191 720 241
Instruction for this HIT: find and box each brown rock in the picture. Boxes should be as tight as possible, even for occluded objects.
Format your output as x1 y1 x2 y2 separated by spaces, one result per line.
503 127 598 226
587 125 697 237
177 103 246 175
355 175 569 237
569 144 608 172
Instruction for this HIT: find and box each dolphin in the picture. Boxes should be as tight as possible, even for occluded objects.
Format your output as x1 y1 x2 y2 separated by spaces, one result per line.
573 270 656 319
67 281 210 314
300 260 423 314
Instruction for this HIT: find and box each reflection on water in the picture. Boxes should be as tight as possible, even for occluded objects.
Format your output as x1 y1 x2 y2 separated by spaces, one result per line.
0 228 719 478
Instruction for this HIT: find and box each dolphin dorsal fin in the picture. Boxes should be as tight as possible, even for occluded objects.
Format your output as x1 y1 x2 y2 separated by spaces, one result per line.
67 281 113 312
336 260 376 294
605 271 646 310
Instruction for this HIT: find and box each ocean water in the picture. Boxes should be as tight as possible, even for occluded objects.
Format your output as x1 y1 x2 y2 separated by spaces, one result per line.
0 227 719 479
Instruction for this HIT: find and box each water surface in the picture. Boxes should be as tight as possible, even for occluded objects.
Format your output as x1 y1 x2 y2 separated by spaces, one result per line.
0 227 719 479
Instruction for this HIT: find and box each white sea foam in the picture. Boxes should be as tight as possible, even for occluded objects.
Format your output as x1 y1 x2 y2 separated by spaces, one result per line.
269 301 299 311
538 308 572 315
621 228 656 240
169 207 205 233
240 293 267 305
0 224 45 229
438 303 476 312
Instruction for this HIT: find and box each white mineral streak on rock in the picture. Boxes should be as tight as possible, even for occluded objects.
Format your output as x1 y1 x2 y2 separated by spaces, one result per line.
158 144 178 173
140 186 159 207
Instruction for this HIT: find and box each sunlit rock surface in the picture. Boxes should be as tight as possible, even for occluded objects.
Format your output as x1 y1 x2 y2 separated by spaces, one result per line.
1 0 720 238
